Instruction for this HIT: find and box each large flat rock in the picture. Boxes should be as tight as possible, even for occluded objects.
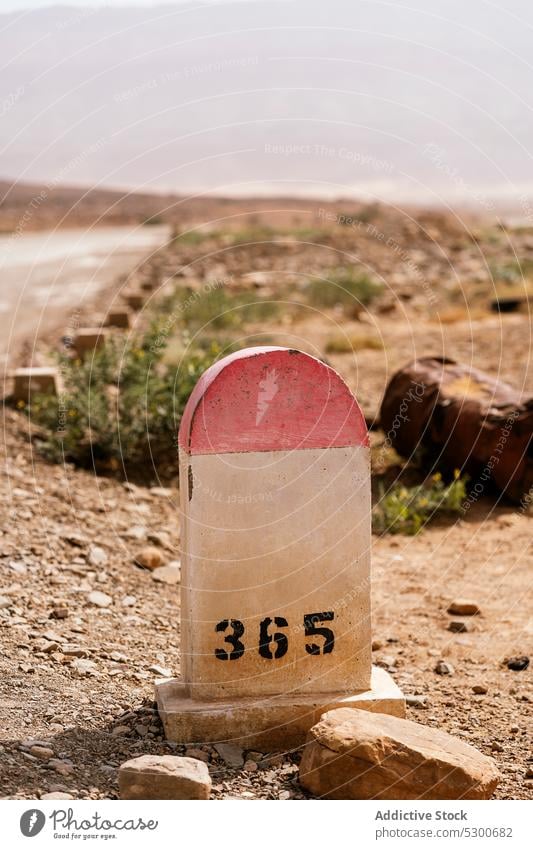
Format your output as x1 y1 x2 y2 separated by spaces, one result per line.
299 708 500 800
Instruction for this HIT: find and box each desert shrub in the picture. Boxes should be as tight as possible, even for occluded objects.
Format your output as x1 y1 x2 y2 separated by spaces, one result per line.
170 284 282 331
174 229 215 246
23 327 222 475
305 268 383 315
230 225 275 245
325 331 384 353
372 472 467 535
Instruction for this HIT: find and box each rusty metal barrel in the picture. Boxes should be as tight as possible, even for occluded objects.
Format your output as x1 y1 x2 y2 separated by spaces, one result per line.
379 357 533 504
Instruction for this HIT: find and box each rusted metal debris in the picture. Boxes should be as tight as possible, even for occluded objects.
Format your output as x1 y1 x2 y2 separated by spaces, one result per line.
379 357 533 504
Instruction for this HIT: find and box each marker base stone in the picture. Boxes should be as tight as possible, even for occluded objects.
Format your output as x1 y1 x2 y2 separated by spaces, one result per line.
155 666 405 750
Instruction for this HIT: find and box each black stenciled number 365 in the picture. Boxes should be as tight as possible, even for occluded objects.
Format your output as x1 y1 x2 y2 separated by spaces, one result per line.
214 612 335 660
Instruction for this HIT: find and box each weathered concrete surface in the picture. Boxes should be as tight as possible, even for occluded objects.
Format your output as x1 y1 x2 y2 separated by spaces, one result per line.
156 667 405 750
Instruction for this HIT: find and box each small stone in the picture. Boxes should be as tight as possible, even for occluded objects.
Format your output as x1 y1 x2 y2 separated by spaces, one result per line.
135 724 149 737
434 660 454 676
30 745 54 760
299 709 500 800
214 743 244 768
279 790 292 800
151 564 180 585
62 646 89 658
406 695 429 709
526 767 533 779
150 487 173 498
147 531 171 547
119 755 211 800
509 725 519 734
60 531 87 547
447 600 481 617
0 596 11 609
41 792 74 800
243 760 258 772
134 547 165 571
472 684 488 695
185 748 209 763
506 656 529 672
50 604 69 620
148 664 172 677
88 545 108 566
491 742 504 753
121 595 137 607
448 620 469 633
48 759 74 776
87 591 112 608
123 525 146 540
111 725 131 737
71 658 98 676
371 640 383 651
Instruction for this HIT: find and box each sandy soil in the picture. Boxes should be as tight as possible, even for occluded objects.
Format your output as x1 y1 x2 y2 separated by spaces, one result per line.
0 195 531 800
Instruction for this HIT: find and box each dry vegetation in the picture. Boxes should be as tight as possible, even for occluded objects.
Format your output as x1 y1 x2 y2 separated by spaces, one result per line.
0 187 531 799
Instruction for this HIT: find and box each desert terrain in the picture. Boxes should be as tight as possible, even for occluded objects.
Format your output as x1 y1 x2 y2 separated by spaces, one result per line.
0 186 531 800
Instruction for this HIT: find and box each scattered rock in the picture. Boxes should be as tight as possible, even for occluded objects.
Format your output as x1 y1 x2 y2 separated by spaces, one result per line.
185 748 209 763
149 487 173 498
111 725 131 737
472 684 488 695
491 742 504 753
214 743 244 768
147 531 171 548
0 595 11 609
123 525 146 540
87 591 112 608
41 792 74 800
29 745 54 760
49 603 69 620
299 709 500 800
60 531 87 547
119 755 211 799
148 664 172 677
434 660 454 675
525 767 533 779
447 600 481 616
244 760 258 772
87 545 108 566
506 656 529 672
121 595 137 607
48 759 74 776
448 620 469 633
71 658 98 676
151 564 180 585
406 695 429 709
134 547 165 571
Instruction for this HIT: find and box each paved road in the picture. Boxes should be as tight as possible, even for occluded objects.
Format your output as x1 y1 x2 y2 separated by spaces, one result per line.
0 224 170 371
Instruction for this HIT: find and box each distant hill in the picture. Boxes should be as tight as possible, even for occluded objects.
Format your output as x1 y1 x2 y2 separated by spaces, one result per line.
1 1 533 207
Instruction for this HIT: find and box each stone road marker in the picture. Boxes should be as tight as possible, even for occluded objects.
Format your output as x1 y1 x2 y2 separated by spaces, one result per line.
157 347 404 748
12 367 58 402
73 328 108 358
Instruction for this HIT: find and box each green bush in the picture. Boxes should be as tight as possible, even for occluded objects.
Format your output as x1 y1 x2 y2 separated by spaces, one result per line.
372 472 467 535
23 327 222 475
305 268 383 315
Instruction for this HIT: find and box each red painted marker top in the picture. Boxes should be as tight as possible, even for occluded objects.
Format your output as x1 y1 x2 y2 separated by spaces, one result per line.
179 347 368 455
